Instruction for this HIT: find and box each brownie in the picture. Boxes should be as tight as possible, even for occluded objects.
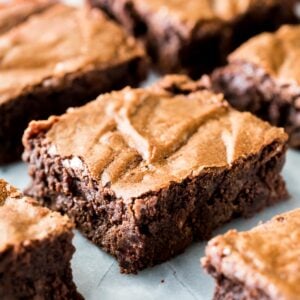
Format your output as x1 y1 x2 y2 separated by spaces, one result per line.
0 0 57 34
211 25 300 149
0 3 147 164
0 179 82 299
202 209 300 300
88 0 299 78
23 75 288 274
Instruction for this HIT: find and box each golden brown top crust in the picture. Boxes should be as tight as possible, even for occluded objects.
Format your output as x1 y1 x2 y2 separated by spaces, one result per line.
133 0 282 25
24 75 287 200
0 0 57 34
0 179 72 252
202 209 300 300
229 25 300 85
0 3 145 104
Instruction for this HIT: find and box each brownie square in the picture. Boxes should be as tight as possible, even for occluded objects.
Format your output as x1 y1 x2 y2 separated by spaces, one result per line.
0 0 57 34
202 209 300 300
211 25 300 149
0 179 82 299
23 75 288 273
0 3 147 164
88 0 299 77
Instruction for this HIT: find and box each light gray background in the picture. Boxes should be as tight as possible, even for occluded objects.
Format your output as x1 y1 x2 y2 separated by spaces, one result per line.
1 0 300 299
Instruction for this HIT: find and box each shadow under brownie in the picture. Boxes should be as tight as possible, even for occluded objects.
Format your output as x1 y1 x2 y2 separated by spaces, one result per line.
0 3 147 164
0 179 82 300
23 75 288 274
202 208 300 300
88 0 299 78
211 25 300 149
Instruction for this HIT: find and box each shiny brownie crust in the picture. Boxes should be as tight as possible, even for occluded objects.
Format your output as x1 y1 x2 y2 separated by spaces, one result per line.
23 132 287 273
88 0 299 78
0 57 147 164
211 62 300 148
0 0 57 34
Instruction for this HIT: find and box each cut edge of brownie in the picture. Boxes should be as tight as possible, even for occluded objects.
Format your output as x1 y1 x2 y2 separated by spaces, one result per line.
0 55 147 164
0 181 83 299
88 0 299 77
88 0 229 77
22 77 288 273
211 61 300 148
200 208 300 300
2 229 83 299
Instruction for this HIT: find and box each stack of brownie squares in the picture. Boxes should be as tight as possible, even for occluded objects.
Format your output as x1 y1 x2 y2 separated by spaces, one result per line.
1 0 300 299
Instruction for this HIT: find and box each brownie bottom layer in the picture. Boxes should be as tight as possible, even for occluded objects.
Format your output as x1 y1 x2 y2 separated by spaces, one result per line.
211 62 300 148
0 232 82 299
0 57 146 164
24 135 287 273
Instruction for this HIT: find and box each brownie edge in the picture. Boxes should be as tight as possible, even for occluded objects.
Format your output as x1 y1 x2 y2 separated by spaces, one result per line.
0 179 83 300
23 75 288 273
0 4 148 164
202 209 300 300
88 0 299 77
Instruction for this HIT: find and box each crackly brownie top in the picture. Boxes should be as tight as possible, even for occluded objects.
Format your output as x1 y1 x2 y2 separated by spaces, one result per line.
0 3 145 104
229 25 300 85
0 0 56 34
131 0 282 25
0 179 72 252
25 75 287 200
202 209 300 300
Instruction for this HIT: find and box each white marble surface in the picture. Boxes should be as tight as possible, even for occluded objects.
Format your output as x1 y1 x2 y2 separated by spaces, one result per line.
1 0 300 299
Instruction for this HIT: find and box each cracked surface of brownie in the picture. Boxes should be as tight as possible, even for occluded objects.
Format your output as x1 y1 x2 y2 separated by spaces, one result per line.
0 0 57 34
211 25 300 148
23 75 288 273
0 3 147 164
202 209 300 300
0 179 82 300
88 0 299 77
